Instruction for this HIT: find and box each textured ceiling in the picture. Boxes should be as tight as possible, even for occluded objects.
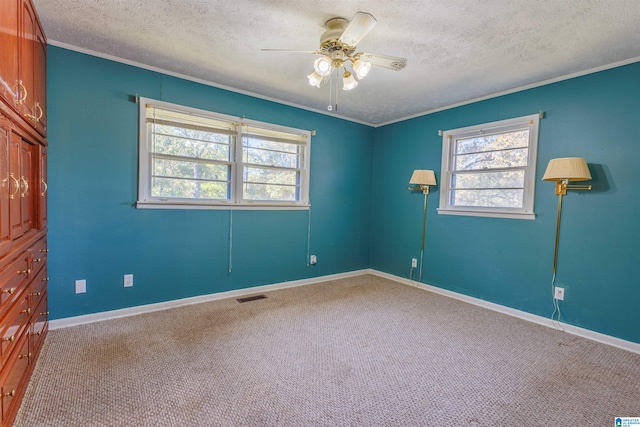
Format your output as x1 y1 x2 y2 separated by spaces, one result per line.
33 0 640 126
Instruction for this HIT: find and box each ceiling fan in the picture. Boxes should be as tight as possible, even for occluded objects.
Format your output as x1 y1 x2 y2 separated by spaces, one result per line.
263 12 407 109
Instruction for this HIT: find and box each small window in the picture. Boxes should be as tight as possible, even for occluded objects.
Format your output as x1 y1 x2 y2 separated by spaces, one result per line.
137 98 311 209
438 114 540 220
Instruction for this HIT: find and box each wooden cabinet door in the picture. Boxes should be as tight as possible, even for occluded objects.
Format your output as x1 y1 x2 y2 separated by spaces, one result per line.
34 22 46 136
37 145 47 229
18 0 36 123
19 139 35 233
0 120 12 258
7 134 35 241
0 0 20 109
8 133 24 240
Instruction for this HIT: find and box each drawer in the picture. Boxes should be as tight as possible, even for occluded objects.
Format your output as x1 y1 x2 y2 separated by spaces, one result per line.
29 237 48 276
0 252 30 313
29 266 48 311
0 294 30 366
0 331 30 422
30 292 48 358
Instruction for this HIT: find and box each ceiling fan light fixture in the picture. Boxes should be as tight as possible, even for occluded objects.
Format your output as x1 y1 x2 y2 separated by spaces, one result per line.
313 56 333 76
352 58 371 79
307 71 324 88
342 71 358 90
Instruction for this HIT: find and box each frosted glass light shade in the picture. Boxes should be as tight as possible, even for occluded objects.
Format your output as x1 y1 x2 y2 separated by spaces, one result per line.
307 71 324 88
542 157 591 181
352 59 371 79
313 57 332 76
342 71 358 90
410 169 437 186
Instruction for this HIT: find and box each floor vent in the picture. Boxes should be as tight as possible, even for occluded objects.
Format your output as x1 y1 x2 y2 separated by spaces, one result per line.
237 294 267 303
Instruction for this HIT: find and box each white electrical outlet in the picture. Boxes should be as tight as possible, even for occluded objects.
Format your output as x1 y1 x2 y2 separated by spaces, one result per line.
310 255 317 265
124 274 134 287
411 258 417 268
75 279 86 294
554 286 565 301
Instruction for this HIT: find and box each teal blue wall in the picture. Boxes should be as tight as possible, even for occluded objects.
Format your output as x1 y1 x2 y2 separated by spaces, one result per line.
371 62 640 344
48 45 640 345
47 46 374 319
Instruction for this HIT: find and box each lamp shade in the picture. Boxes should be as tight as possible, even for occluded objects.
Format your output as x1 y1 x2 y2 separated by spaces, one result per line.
542 157 591 182
409 169 437 186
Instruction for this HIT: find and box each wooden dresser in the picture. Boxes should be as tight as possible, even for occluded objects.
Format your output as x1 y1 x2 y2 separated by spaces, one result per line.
0 0 49 425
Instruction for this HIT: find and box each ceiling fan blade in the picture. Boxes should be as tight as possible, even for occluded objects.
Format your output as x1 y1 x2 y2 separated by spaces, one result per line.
338 12 377 47
261 49 320 53
359 52 407 71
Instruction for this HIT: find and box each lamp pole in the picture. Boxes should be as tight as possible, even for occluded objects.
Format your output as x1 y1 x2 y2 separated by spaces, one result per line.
419 186 430 283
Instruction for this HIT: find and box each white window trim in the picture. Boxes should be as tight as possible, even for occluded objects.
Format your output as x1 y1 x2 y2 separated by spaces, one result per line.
136 98 311 210
437 114 540 220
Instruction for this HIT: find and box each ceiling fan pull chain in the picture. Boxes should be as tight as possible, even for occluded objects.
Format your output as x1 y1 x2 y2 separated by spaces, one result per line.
335 71 339 112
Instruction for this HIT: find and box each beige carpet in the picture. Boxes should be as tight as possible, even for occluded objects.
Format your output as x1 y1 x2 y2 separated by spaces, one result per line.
14 275 640 426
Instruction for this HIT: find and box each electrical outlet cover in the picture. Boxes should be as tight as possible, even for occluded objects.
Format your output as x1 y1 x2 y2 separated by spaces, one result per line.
75 279 86 294
124 274 134 287
554 287 565 301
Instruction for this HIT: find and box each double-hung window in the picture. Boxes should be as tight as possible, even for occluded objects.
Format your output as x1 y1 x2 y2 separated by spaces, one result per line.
438 114 540 220
137 98 310 209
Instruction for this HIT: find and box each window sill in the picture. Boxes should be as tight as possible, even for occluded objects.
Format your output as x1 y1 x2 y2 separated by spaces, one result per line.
136 201 310 211
437 208 535 220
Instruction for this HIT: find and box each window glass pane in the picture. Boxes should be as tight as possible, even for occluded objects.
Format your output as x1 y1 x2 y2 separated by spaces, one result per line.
455 130 529 155
153 158 229 182
244 167 298 186
152 177 229 199
450 189 524 208
244 183 298 201
152 125 231 161
454 148 528 171
452 170 525 189
243 138 300 168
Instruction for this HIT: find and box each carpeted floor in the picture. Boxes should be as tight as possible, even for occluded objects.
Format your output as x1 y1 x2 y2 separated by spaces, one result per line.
14 275 640 426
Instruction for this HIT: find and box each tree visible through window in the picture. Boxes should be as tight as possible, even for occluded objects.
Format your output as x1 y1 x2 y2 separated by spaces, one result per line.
137 99 310 209
439 114 540 220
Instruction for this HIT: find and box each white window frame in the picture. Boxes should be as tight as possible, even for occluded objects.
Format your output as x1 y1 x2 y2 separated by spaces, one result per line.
438 114 540 220
136 98 311 210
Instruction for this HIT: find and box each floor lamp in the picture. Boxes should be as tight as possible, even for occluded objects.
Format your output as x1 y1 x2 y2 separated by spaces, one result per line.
408 170 437 283
542 157 591 322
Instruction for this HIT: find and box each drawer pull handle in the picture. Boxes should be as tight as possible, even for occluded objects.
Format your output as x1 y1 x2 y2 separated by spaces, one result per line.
18 352 31 359
41 311 49 316
3 390 15 398
2 335 16 342
9 174 20 199
31 331 42 336
20 308 31 315
35 258 42 263
41 179 48 196
17 269 31 275
2 287 15 294
35 102 43 121
39 248 49 253
20 176 29 197
17 80 27 104
32 291 41 297
42 277 49 282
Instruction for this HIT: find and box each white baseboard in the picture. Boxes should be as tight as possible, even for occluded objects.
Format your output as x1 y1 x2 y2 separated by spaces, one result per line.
368 269 640 355
50 267 640 355
49 269 369 330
